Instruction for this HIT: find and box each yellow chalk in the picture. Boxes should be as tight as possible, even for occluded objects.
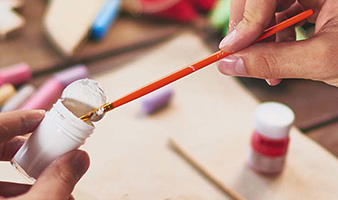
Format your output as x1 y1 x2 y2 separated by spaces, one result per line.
0 84 16 106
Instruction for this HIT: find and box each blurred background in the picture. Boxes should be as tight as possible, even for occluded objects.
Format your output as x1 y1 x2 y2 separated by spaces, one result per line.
0 0 338 157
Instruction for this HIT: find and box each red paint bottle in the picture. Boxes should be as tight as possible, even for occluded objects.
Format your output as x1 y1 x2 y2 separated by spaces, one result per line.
249 102 295 175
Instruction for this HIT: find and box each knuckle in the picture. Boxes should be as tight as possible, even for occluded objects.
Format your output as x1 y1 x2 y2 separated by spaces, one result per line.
258 53 280 78
242 9 266 30
56 164 77 191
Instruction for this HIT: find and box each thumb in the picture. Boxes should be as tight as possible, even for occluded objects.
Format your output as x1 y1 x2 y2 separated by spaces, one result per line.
25 150 90 200
217 36 332 81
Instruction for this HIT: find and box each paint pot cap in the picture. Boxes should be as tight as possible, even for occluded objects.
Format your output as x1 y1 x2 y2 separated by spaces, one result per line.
254 102 295 139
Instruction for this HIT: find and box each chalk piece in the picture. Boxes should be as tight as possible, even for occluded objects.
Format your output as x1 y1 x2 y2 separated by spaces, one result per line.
0 63 32 86
141 87 173 115
0 84 16 106
91 0 121 40
53 64 89 86
43 0 105 56
1 84 35 112
20 65 89 110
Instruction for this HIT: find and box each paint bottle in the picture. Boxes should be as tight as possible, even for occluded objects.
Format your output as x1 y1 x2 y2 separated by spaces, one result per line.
248 102 295 175
12 79 107 180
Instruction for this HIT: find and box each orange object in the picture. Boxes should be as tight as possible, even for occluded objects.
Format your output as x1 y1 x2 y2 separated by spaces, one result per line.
80 9 314 121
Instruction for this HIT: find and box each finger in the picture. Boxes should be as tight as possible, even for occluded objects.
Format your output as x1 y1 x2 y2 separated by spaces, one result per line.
26 150 90 200
298 0 326 23
266 78 282 86
229 0 246 32
0 136 26 161
217 36 333 81
314 0 338 34
277 0 295 12
276 3 302 42
219 0 278 52
266 2 302 86
0 181 31 197
0 110 45 143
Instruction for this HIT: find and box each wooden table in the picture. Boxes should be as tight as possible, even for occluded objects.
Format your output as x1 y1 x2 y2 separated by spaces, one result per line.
1 1 338 199
3 32 338 200
1 0 338 157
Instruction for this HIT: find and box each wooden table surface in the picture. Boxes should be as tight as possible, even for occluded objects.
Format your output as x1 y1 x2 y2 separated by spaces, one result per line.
2 32 337 200
1 0 338 158
0 0 338 194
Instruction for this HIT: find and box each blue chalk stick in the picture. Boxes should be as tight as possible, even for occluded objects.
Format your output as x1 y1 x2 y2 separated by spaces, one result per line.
91 0 121 40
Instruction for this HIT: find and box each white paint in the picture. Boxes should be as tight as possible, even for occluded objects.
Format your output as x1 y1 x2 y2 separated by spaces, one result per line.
12 79 106 180
62 79 107 119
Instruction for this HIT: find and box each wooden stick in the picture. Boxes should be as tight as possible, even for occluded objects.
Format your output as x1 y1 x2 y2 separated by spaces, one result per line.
169 138 247 200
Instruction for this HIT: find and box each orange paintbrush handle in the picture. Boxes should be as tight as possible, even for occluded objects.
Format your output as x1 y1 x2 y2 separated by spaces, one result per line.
81 9 313 121
111 9 314 108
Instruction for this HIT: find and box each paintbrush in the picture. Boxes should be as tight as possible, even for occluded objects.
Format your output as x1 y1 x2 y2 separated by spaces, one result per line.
80 9 314 121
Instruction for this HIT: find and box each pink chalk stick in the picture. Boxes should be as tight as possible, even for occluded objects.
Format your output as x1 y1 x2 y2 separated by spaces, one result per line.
0 63 32 86
20 65 89 110
20 79 63 110
53 65 89 86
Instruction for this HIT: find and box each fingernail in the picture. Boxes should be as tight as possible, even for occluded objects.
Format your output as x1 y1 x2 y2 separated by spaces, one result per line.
36 110 46 116
218 56 247 76
219 30 237 50
266 79 273 85
22 110 46 132
71 151 89 180
265 79 282 86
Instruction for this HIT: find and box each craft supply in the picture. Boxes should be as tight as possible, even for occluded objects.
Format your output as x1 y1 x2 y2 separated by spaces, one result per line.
1 84 35 112
123 0 198 22
43 0 105 55
0 83 16 106
169 139 246 200
20 65 89 110
62 79 107 121
0 63 32 86
209 0 231 36
296 26 308 41
80 9 314 122
0 0 25 38
91 0 121 40
12 79 106 180
141 86 173 115
249 102 294 175
187 0 216 11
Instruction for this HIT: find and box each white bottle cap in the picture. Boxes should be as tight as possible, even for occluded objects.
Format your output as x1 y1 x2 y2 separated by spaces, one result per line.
254 102 295 139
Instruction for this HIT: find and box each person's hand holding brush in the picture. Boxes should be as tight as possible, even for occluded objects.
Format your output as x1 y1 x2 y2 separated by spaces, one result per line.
218 0 338 87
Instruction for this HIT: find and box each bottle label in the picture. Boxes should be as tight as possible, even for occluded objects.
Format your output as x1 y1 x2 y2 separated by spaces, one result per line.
249 148 286 174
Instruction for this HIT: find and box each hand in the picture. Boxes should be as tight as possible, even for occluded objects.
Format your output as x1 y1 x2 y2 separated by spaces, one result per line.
0 110 90 200
217 0 338 86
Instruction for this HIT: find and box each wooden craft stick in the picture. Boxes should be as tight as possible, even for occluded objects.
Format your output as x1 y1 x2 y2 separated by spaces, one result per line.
169 138 247 200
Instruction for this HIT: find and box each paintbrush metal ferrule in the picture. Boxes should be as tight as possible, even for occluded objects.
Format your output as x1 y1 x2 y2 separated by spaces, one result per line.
80 102 114 121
